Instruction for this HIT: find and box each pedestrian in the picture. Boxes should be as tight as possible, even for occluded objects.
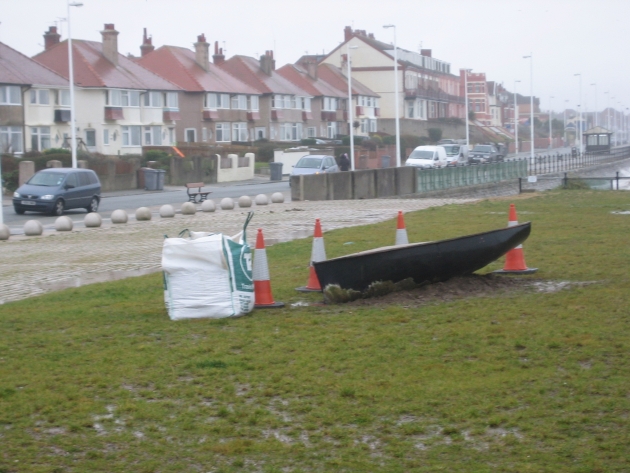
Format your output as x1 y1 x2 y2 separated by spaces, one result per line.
339 153 351 171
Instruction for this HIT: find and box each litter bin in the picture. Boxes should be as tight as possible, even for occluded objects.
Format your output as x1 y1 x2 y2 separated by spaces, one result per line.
156 169 165 190
137 167 150 189
381 155 391 168
269 162 283 181
144 168 159 190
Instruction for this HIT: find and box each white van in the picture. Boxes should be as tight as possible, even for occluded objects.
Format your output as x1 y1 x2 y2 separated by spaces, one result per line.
404 146 448 169
441 144 470 166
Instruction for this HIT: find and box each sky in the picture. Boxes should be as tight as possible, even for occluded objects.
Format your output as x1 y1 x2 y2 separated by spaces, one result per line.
1 0 629 115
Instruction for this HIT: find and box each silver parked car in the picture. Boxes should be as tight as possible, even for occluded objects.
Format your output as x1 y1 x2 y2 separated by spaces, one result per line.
290 155 339 177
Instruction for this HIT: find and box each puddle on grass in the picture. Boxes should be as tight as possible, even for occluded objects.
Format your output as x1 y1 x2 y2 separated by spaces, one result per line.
611 210 630 215
38 268 157 291
530 280 597 293
291 301 310 307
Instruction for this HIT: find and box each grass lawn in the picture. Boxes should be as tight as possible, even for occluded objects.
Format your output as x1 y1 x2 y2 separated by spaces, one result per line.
1 190 630 472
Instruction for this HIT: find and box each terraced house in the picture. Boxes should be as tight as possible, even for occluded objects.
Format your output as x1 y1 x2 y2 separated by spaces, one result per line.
219 51 314 142
32 24 182 155
321 27 465 137
278 57 380 139
137 32 263 145
0 38 69 154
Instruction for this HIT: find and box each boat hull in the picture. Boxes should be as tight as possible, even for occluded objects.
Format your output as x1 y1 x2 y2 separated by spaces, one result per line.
313 222 532 292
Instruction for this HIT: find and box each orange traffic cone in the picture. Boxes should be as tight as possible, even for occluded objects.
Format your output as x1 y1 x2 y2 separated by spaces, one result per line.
494 203 538 274
253 228 285 308
296 219 326 292
395 211 409 245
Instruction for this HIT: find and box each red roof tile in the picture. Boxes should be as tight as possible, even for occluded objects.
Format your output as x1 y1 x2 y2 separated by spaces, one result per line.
33 40 180 91
317 63 379 98
137 46 258 94
220 55 309 96
276 63 345 98
0 41 67 86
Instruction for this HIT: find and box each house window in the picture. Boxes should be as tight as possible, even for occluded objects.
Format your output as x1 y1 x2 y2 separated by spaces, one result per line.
31 126 51 151
291 123 302 140
406 101 415 118
165 92 178 109
122 126 142 146
232 122 248 142
369 119 377 133
103 129 109 146
185 128 196 143
205 93 217 109
249 95 259 111
201 127 208 142
255 127 266 140
57 89 70 106
302 97 311 111
215 123 230 142
218 94 230 109
0 85 21 105
0 126 23 153
108 89 122 106
144 126 162 145
143 91 163 107
121 90 140 107
326 122 337 139
85 129 96 148
306 127 316 138
231 95 247 110
30 89 50 105
360 119 367 133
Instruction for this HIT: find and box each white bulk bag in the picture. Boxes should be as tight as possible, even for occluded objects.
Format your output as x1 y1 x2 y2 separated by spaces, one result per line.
162 212 254 320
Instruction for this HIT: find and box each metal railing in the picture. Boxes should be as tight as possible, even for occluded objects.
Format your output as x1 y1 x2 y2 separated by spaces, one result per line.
514 146 630 176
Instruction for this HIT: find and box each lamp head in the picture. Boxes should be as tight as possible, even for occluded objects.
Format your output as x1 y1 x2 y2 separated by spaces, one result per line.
383 24 395 29
69 2 83 6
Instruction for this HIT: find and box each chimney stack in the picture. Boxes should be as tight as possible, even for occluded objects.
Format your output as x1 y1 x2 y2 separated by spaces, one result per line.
260 50 275 75
140 28 155 57
44 26 61 50
305 59 317 80
344 26 353 42
212 41 225 65
101 24 119 66
194 34 210 71
421 49 432 58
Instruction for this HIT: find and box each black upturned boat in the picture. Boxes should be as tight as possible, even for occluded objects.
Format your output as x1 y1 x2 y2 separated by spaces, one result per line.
313 222 532 292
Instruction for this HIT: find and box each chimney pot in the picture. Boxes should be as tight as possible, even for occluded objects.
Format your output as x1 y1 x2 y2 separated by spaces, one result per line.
44 26 61 50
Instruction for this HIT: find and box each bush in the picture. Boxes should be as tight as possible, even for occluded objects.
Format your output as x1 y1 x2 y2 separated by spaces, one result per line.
300 138 316 146
43 148 70 155
382 135 396 145
428 128 443 143
256 143 275 163
370 135 383 145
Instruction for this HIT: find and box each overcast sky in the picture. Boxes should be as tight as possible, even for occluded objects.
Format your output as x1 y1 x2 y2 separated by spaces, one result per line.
2 0 629 115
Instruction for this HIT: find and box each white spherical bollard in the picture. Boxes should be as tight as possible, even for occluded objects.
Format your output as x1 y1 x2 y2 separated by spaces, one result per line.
54 216 73 232
135 207 152 221
255 194 269 206
238 195 252 208
201 200 216 212
84 212 102 228
111 209 128 224
271 192 285 203
159 204 175 218
220 197 234 210
181 202 197 215
0 224 10 240
24 220 43 236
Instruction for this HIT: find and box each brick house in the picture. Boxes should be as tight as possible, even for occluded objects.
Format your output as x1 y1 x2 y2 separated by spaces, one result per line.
137 32 263 145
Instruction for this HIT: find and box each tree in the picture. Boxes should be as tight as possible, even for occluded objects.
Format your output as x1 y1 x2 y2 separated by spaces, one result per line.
468 110 476 122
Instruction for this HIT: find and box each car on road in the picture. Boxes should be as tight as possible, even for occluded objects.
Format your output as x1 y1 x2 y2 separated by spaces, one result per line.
404 146 448 169
290 155 339 178
469 144 504 164
13 168 101 216
442 144 469 166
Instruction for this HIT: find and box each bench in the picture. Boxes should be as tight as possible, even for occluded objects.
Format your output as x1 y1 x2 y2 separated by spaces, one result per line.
186 182 212 203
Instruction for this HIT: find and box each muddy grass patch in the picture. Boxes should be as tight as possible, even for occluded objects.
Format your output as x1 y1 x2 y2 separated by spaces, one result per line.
324 274 599 307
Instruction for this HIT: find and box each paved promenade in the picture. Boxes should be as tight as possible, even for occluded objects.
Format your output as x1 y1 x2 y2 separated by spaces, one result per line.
0 195 477 305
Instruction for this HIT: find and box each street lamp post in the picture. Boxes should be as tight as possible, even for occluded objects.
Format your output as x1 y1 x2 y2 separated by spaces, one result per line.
549 96 554 149
574 74 582 153
590 83 597 126
564 99 569 146
383 24 400 167
464 69 471 148
347 44 358 171
68 0 83 169
514 79 520 154
523 54 534 159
